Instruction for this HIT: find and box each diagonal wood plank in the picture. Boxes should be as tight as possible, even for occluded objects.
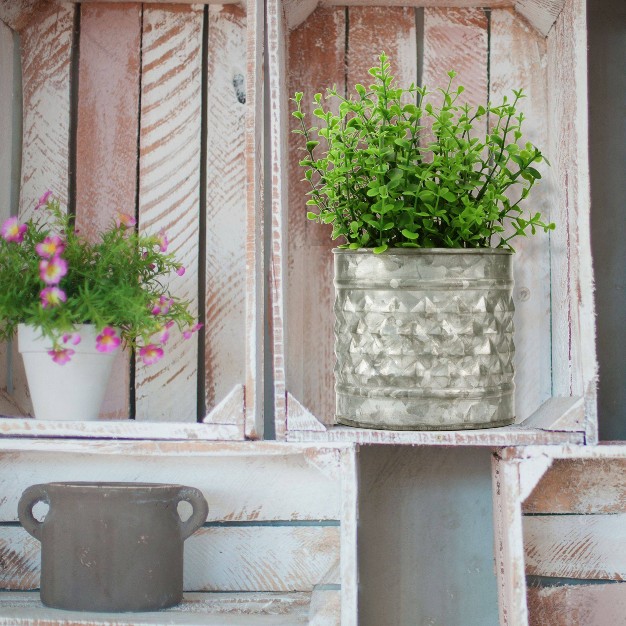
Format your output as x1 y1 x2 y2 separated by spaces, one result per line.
135 4 203 422
204 4 248 417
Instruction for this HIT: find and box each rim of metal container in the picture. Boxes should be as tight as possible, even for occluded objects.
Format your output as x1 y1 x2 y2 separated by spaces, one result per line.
40 482 186 490
333 248 513 255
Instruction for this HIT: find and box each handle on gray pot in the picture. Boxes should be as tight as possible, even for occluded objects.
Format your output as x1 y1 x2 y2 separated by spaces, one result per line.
177 486 208 540
18 484 50 541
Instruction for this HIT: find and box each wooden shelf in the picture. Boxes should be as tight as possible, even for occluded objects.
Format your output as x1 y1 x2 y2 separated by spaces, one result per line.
0 591 313 625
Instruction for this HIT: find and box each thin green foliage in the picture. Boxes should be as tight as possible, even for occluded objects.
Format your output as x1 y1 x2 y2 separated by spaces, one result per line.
292 53 554 253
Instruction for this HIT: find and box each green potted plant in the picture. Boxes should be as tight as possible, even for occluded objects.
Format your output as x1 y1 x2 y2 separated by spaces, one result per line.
0 192 201 421
292 53 554 430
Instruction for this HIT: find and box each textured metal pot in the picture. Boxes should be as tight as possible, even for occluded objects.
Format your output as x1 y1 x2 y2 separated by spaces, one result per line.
18 482 208 612
334 249 515 430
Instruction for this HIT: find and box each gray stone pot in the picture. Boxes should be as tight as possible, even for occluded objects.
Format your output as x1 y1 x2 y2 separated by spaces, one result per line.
18 482 208 612
334 249 515 430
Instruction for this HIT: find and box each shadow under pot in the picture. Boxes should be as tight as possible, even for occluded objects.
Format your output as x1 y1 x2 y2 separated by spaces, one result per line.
18 482 208 612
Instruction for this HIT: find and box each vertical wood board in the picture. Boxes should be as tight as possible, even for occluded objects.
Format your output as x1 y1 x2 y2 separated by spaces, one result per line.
490 8 552 422
204 4 248 416
136 4 203 422
75 3 142 421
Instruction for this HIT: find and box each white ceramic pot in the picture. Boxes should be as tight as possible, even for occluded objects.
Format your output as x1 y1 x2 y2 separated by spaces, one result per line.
18 324 119 421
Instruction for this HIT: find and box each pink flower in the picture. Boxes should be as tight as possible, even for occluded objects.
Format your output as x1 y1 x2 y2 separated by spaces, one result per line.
36 235 65 259
176 266 185 276
155 230 169 252
1 217 27 243
39 256 68 285
48 348 74 365
139 344 164 365
35 190 53 209
183 323 203 340
151 295 173 316
115 212 136 229
154 320 175 345
62 332 81 346
40 286 67 308
95 327 121 353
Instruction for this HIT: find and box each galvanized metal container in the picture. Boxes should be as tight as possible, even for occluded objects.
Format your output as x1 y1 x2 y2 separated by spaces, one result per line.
18 482 208 612
334 249 515 430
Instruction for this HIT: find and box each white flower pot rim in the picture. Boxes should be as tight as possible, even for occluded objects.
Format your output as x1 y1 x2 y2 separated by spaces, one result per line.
333 247 513 255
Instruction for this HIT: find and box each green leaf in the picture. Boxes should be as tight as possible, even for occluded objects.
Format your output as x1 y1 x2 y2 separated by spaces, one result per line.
373 244 388 254
401 229 420 240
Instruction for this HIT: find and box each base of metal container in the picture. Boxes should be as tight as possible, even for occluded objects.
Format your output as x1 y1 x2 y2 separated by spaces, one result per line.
336 415 515 431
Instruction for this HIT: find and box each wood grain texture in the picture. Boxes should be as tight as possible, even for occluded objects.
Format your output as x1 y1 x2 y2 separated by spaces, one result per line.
339 446 358 626
75 3 142 421
547 0 597 441
287 392 327 432
524 458 626 514
0 0 39 32
515 0 566 36
286 5 345 426
524 514 626 580
135 4 203 423
0 445 344 522
520 396 584 432
490 7 552 423
527 584 626 626
0 525 340 592
309 589 341 626
0 592 310 625
204 4 248 417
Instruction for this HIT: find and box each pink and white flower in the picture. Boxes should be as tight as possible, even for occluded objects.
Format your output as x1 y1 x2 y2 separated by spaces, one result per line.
95 326 121 353
151 295 173 316
39 256 68 285
139 344 164 365
176 265 186 276
40 287 67 309
155 230 169 253
154 320 175 345
1 217 27 243
36 235 65 259
183 323 203 340
62 332 81 346
115 212 136 229
35 190 53 210
48 347 75 365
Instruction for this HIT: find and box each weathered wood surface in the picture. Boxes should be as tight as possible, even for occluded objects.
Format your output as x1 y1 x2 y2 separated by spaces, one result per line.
515 0 566 35
520 396 584 432
0 591 311 625
75 3 142 421
0 444 344 522
547 0 597 442
527 584 626 626
135 4 203 422
0 525 340 591
204 4 248 423
524 514 626 580
339 446 358 626
0 0 40 32
524 458 626 514
490 7 552 423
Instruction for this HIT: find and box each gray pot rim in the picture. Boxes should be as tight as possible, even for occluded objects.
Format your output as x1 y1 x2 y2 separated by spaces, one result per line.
333 247 513 255
40 482 188 491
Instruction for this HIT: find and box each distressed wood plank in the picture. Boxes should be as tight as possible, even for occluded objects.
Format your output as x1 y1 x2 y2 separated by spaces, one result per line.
202 383 244 430
0 525 340 592
547 0 597 441
524 458 626 514
519 396 584 432
204 4 248 419
10 2 74 419
0 591 311 625
287 392 327 432
309 589 341 626
0 0 39 32
244 0 264 439
75 3 142 421
527 584 626 626
524 514 626 580
0 445 343 521
339 446 358 626
135 4 203 422
490 7 551 423
286 5 345 427
515 0 566 36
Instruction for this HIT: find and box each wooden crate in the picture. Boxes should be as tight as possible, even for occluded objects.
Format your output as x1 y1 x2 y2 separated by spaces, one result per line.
268 0 596 445
0 438 358 625
0 0 264 439
492 444 626 626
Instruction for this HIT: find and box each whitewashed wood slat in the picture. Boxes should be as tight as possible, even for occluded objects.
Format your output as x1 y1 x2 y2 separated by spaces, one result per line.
244 0 265 440
202 384 245 435
9 2 75 419
309 589 341 626
135 5 203 423
0 0 39 32
547 0 597 442
287 392 327 432
339 447 358 626
204 4 248 421
520 396 584 432
0 416 241 441
286 5 345 427
515 0 567 36
0 444 343 522
0 525 340 592
0 591 311 625
524 458 626 514
490 7 552 423
267 0 289 440
527 584 626 626
75 3 142 421
524 514 626 580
